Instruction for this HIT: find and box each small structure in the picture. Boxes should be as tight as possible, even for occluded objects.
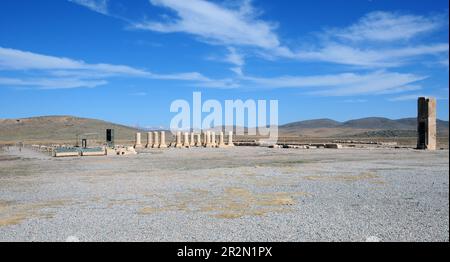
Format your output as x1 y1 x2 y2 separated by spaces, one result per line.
175 132 183 148
152 131 160 148
183 132 190 148
204 131 212 147
195 133 202 147
106 129 114 148
134 132 143 149
190 133 196 147
76 133 99 148
146 132 153 148
218 132 226 147
227 131 235 147
159 131 168 148
81 139 88 149
417 97 437 150
211 132 217 147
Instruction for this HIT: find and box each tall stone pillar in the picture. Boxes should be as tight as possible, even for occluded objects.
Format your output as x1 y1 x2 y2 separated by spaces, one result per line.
146 132 153 148
152 132 160 148
228 131 235 147
218 131 226 147
134 132 143 148
183 132 190 148
205 131 212 147
195 133 202 147
211 132 217 147
175 132 183 148
417 97 437 150
190 133 196 147
159 131 167 148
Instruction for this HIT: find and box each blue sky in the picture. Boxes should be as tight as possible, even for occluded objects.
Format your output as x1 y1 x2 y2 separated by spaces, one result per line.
0 0 448 128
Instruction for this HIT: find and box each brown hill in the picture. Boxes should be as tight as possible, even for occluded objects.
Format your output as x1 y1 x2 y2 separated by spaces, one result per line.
0 116 141 144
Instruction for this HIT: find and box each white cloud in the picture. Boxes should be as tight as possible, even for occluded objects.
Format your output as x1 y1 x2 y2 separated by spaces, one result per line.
0 77 107 89
0 46 148 76
286 11 449 67
225 47 245 75
133 0 282 49
241 71 427 96
225 47 245 66
70 1 449 69
69 0 109 15
328 11 445 42
0 46 233 89
129 92 148 96
388 94 449 101
292 43 449 67
342 99 368 103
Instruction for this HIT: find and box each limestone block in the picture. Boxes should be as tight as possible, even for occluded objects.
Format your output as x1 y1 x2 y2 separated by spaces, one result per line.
146 132 153 148
152 132 160 148
134 133 143 149
218 132 226 147
227 131 235 147
175 132 183 148
195 133 202 147
159 131 168 148
183 132 190 148
211 132 217 147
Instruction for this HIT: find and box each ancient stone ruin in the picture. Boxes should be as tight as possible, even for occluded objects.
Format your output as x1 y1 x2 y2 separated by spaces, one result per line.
417 97 437 150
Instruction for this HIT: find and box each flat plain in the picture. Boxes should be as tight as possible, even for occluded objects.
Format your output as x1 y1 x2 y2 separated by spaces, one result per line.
0 146 448 242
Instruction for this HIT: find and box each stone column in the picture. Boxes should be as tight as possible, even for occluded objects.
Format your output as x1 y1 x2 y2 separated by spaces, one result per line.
211 132 217 147
146 132 153 148
417 97 437 150
195 133 202 147
134 132 143 148
190 132 196 147
205 131 212 147
183 132 190 148
218 131 226 147
227 131 234 147
159 131 167 148
152 132 159 148
175 132 183 148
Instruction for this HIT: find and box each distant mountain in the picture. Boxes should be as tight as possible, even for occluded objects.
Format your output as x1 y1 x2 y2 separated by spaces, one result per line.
341 117 411 129
0 115 448 143
279 117 449 137
281 119 341 129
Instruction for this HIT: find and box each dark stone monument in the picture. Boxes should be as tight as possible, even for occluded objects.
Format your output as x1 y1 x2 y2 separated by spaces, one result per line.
417 97 436 150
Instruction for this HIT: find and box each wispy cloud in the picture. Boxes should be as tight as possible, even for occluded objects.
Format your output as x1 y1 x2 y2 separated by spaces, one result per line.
342 99 368 103
225 47 245 75
133 0 283 50
0 77 108 89
0 46 233 89
129 92 148 96
69 0 109 15
291 43 449 67
70 0 449 69
327 11 445 42
0 46 434 99
388 94 449 101
241 71 427 96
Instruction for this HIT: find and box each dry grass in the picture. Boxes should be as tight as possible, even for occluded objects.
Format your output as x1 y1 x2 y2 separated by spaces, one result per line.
0 200 68 227
303 172 382 182
137 187 310 219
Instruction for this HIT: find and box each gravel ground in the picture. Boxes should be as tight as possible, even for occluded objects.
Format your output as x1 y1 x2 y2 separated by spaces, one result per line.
0 146 448 242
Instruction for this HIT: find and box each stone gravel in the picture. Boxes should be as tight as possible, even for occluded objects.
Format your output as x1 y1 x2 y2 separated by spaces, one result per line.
0 146 448 242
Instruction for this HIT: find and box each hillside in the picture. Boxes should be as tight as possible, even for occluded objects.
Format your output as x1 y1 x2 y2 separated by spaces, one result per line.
0 116 142 144
0 115 448 144
279 117 449 137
